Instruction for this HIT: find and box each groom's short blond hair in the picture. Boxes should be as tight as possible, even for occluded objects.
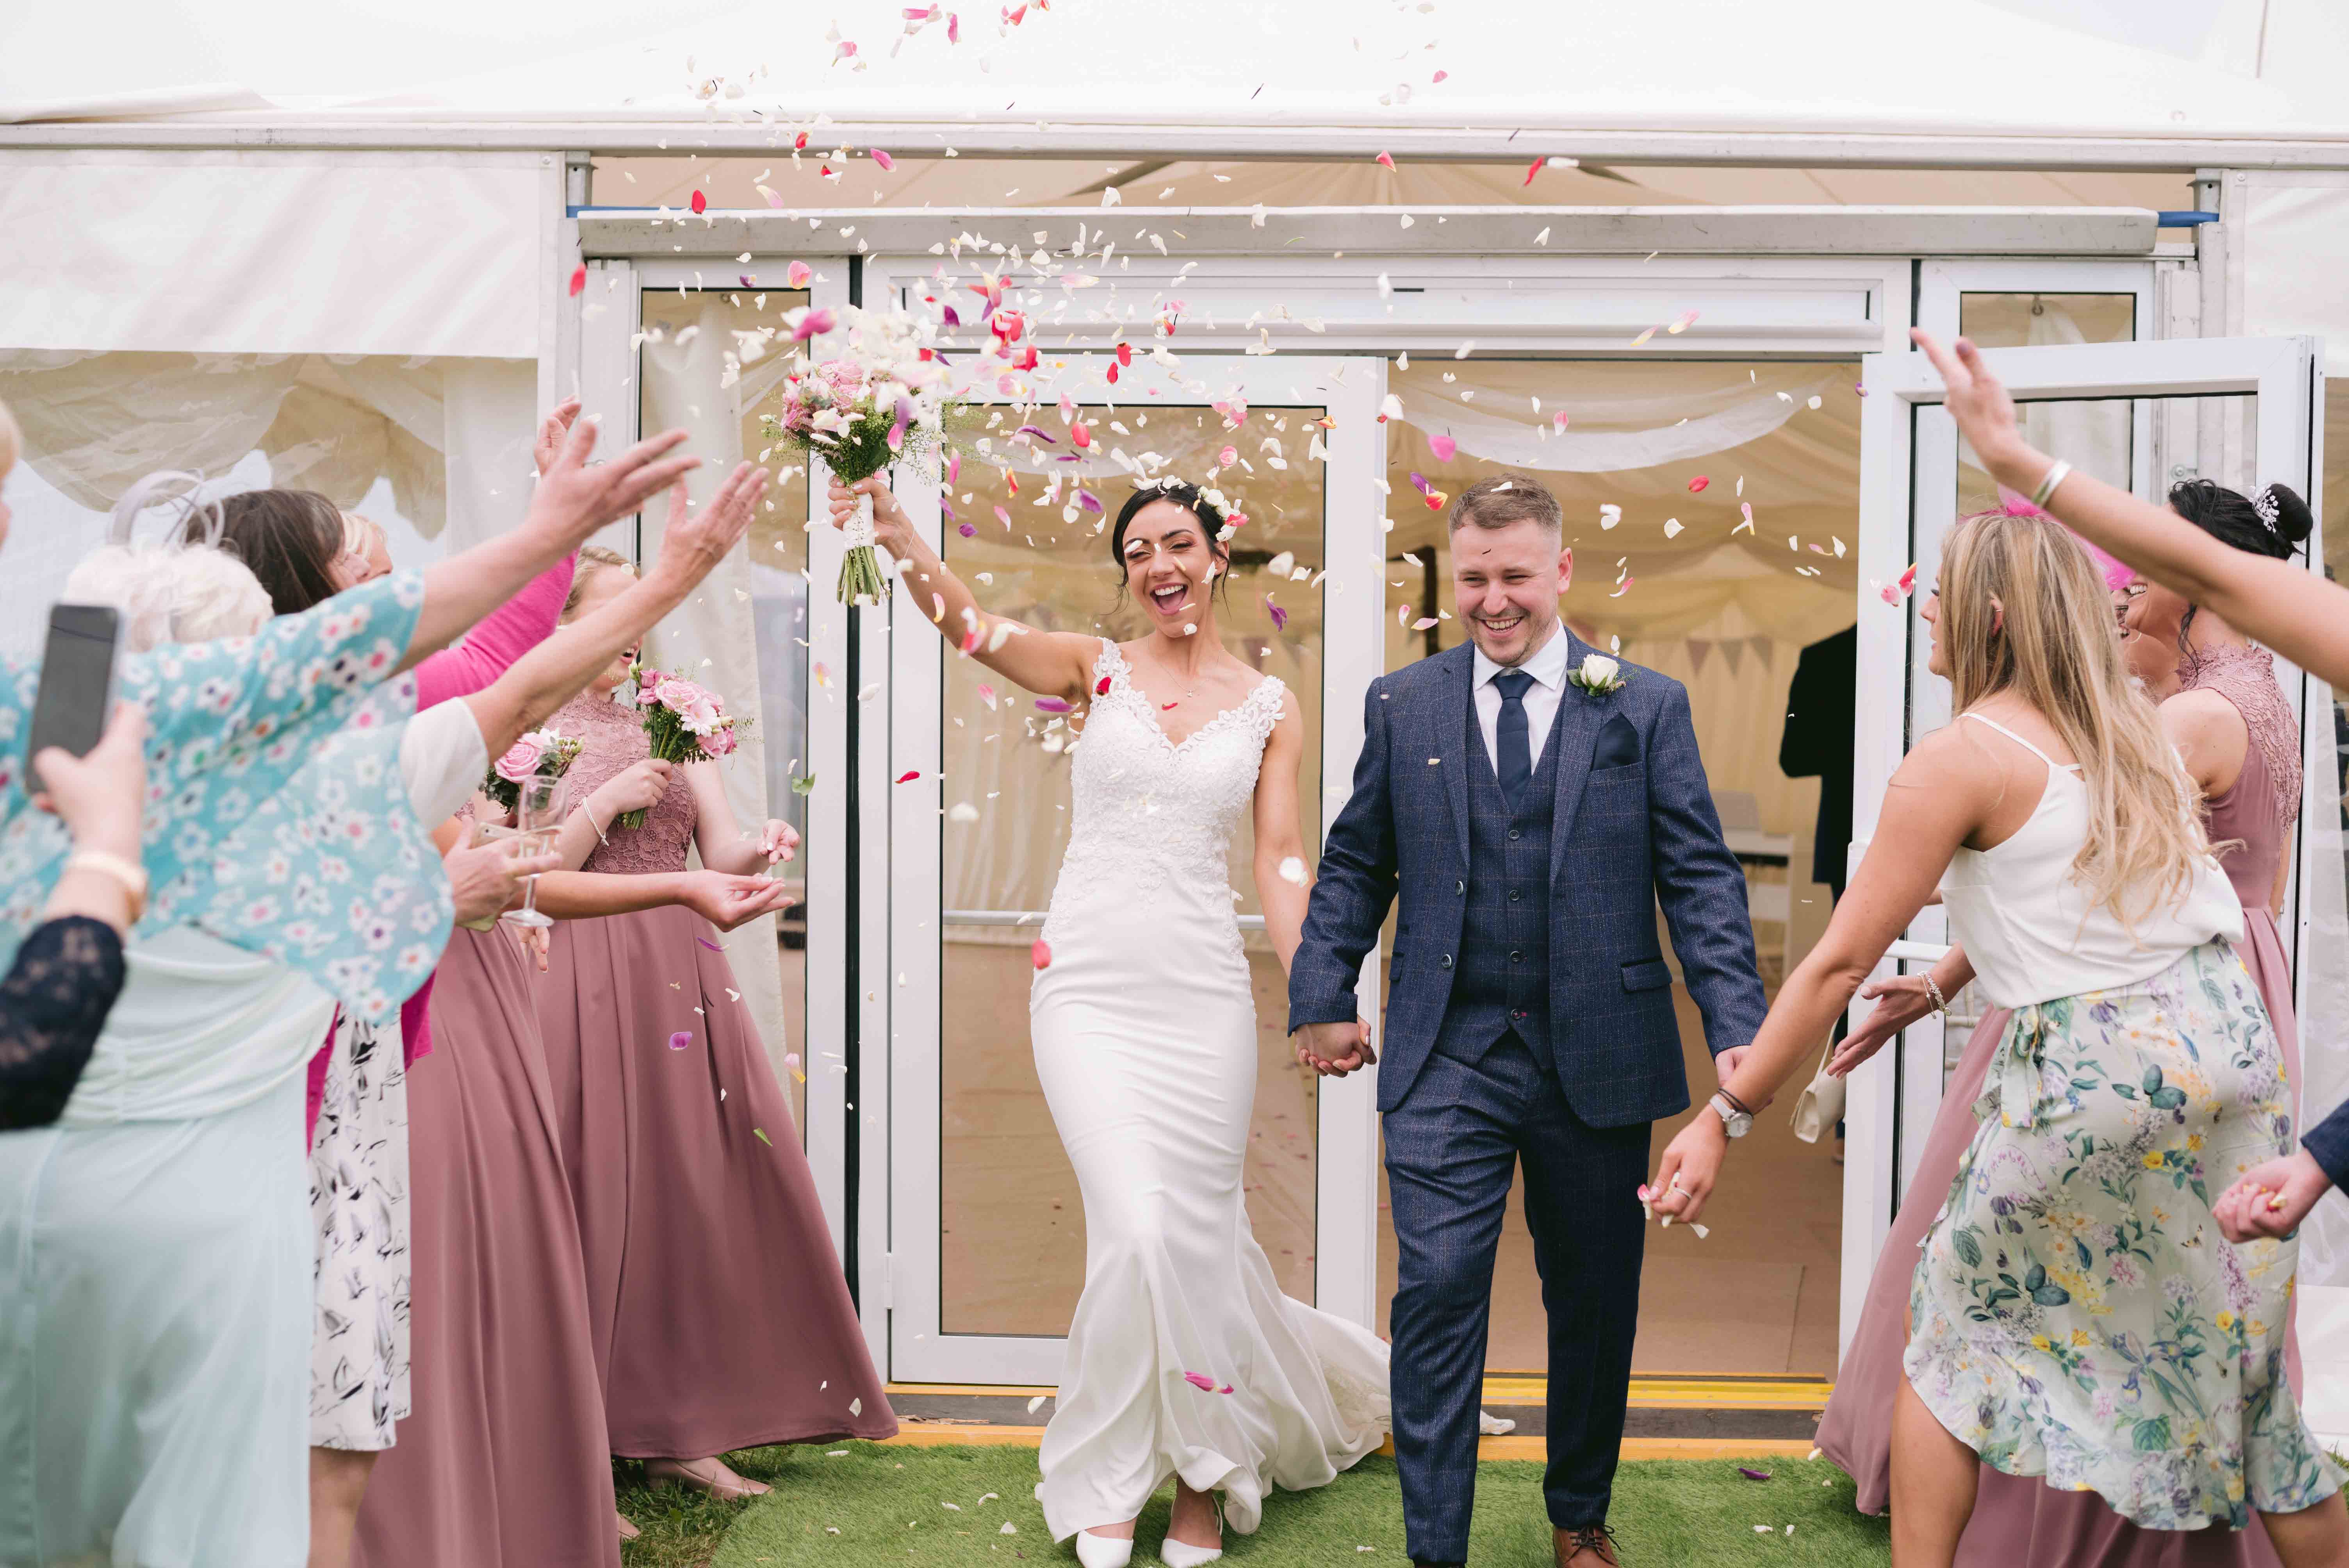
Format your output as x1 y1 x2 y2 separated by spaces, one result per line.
1447 473 1561 539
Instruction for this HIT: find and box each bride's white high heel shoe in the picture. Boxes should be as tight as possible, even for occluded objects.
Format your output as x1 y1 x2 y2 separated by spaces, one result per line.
1158 1492 1224 1566
1075 1528 1135 1568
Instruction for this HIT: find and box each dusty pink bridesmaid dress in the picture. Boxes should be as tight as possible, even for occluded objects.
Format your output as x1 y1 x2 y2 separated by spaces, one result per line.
1818 644 2303 1567
535 692 894 1461
351 923 619 1568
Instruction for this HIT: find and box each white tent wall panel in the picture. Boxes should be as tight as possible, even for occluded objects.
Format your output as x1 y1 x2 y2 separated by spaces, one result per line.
0 150 556 359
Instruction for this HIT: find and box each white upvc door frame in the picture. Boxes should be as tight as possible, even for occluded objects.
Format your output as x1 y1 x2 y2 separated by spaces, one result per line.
884 349 1386 1386
576 255 863 1287
1850 331 2321 1365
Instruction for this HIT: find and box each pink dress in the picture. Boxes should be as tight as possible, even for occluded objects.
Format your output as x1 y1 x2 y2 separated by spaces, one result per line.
352 923 618 1568
1818 646 2302 1566
535 691 895 1459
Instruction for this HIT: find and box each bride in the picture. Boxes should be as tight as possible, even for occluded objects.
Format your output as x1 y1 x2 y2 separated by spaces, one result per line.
831 474 1499 1567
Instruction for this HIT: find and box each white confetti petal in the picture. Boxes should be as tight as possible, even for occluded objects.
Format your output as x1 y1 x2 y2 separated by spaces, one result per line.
1278 856 1307 886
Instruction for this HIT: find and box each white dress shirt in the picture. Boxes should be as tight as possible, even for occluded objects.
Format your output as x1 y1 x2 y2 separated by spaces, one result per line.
1471 623 1572 778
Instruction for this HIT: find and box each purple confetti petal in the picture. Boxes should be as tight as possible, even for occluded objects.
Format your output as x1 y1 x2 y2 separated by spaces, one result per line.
1737 1467 1772 1482
1265 595 1289 631
1011 424 1060 445
697 937 724 951
1034 696 1073 713
668 1031 694 1050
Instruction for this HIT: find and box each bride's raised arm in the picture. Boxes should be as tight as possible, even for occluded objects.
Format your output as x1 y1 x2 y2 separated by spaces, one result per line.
1250 694 1313 975
826 475 1098 705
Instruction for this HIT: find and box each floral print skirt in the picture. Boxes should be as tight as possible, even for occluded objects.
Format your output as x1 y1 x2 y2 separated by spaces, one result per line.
1906 941 2340 1532
308 1013 412 1450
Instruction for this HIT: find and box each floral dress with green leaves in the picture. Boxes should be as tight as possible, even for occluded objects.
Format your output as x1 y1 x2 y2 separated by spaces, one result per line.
1905 939 2342 1530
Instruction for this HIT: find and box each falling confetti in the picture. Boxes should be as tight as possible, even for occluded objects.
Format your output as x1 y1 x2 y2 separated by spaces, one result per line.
1265 595 1288 631
1687 476 1710 493
1428 434 1458 462
668 1032 693 1050
948 802 980 823
1031 939 1052 970
754 1127 773 1146
567 264 586 298
1599 504 1622 529
1277 856 1307 886
690 189 707 214
697 937 724 951
895 770 923 783
1027 1394 1048 1414
1738 1468 1773 1482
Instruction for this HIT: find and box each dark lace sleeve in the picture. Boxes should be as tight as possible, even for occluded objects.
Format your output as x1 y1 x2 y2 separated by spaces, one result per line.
0 917 128 1131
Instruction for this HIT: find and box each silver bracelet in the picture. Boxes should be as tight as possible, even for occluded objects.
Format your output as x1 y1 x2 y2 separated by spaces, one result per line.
1922 975 1949 1014
581 803 609 846
2030 458 2074 509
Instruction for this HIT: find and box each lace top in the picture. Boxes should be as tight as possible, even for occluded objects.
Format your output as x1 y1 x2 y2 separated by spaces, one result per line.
0 917 127 1130
1041 641 1288 951
2181 641 2301 907
556 691 699 875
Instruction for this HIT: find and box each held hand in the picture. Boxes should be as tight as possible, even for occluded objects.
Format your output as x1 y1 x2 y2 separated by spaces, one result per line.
647 463 769 593
1908 330 2030 474
590 759 675 821
1292 1018 1376 1078
32 701 147 858
1830 975 1937 1076
1713 1045 1749 1087
526 415 699 553
675 870 798 931
826 476 917 559
1645 1115 1727 1227
533 397 584 478
756 819 800 864
2215 1149 2334 1243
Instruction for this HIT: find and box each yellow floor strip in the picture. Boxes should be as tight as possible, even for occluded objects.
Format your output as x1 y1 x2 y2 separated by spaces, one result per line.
889 1378 1835 1411
880 1425 1815 1463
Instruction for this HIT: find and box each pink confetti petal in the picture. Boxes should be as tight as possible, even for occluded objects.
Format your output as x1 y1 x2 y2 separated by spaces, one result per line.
958 522 977 537
567 264 586 298
1428 434 1458 462
786 260 813 288
690 189 707 215
792 307 837 343
1030 939 1052 970
1094 676 1112 696
871 148 896 172
895 770 923 783
1376 151 1395 168
1034 697 1073 713
668 1031 693 1050
1183 1372 1216 1392
1687 476 1709 493
1265 595 1288 631
1522 157 1544 186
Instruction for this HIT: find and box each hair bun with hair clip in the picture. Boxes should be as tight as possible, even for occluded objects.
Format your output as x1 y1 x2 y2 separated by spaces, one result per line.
2253 486 2282 536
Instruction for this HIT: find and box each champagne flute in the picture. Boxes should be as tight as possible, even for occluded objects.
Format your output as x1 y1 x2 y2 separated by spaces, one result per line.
499 773 565 930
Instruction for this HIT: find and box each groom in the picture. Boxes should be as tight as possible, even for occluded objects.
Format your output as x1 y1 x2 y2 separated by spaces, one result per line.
1289 475 1766 1567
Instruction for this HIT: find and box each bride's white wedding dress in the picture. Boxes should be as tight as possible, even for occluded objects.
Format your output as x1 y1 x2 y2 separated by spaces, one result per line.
1031 640 1502 1544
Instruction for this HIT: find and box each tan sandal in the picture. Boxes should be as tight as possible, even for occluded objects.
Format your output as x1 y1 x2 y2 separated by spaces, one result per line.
645 1456 770 1501
616 1511 640 1541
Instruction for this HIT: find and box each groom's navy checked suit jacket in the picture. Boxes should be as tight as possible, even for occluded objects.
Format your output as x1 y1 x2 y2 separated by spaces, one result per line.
1289 637 1767 1124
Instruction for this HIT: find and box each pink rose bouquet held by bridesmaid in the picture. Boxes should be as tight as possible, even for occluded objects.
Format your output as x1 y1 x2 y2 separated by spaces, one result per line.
615 666 741 829
483 726 586 816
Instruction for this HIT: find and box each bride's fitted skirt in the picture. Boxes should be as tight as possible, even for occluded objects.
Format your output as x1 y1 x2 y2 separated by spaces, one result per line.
1031 897 1388 1541
353 926 617 1568
537 903 895 1458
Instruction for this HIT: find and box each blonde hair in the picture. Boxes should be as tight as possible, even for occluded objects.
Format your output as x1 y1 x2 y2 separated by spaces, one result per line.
561 543 636 620
0 398 20 477
1939 508 2212 927
64 542 274 652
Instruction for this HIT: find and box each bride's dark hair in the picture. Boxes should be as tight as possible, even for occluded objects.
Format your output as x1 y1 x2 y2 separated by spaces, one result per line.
1106 481 1233 610
2164 478 2313 674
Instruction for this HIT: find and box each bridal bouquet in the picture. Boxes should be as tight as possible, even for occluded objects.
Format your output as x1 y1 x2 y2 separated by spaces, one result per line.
761 306 959 606
618 663 742 829
481 727 584 815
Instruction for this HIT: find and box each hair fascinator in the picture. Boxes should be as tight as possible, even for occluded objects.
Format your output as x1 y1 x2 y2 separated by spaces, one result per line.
109 469 228 550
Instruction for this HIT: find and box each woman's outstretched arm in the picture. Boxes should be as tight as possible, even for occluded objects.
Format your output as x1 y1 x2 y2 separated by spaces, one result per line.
1910 329 2349 688
825 476 1097 702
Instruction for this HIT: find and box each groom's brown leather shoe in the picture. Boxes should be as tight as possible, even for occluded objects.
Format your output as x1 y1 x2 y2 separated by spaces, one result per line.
1556 1523 1620 1566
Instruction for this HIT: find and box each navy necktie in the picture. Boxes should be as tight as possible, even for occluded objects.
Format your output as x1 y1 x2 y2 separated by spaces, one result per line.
1492 668 1534 814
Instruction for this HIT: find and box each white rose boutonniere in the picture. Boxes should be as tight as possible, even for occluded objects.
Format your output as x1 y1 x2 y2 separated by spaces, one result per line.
1568 652 1628 696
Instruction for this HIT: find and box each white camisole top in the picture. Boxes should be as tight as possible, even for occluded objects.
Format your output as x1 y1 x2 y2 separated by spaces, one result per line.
1938 712 2242 1010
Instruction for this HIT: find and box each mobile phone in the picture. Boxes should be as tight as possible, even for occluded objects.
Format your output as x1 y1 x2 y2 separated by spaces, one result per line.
26 604 120 776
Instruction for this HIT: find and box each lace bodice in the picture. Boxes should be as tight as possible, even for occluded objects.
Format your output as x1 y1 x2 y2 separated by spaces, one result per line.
0 916 126 1130
555 691 700 875
1041 641 1287 945
2182 641 2302 835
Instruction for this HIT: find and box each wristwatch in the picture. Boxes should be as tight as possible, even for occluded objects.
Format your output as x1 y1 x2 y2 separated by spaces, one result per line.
1707 1091 1753 1139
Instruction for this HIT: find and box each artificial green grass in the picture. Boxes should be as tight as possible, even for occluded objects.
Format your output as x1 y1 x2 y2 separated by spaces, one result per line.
680 1444 1889 1567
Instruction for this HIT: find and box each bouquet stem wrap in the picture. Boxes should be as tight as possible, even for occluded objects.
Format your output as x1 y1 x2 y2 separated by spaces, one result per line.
838 485 891 605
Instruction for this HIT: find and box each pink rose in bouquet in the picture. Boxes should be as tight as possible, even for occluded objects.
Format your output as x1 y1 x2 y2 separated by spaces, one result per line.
703 724 739 757
493 734 547 782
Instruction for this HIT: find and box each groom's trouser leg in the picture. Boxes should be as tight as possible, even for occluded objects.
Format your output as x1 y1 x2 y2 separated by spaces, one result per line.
1518 1071 1649 1530
1382 1039 1523 1563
